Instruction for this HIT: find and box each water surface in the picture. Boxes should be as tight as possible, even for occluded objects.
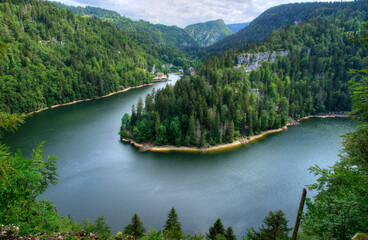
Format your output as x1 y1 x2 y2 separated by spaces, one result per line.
3 74 356 237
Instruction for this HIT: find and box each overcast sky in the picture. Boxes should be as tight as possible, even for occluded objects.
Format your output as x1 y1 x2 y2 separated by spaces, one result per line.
53 0 345 28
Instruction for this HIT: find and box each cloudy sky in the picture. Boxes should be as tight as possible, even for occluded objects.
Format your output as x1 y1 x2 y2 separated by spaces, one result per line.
53 0 344 28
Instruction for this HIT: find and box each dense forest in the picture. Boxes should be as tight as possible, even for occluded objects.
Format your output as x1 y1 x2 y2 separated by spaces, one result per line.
226 22 250 34
52 2 199 49
52 2 200 68
1 25 367 236
0 0 367 239
184 19 233 47
121 15 365 147
0 0 178 113
206 0 368 52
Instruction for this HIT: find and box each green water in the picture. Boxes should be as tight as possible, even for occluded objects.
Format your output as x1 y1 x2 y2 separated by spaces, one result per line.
3 74 357 237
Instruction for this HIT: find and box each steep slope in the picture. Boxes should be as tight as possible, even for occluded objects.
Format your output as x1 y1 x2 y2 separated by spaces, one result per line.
184 19 233 47
0 0 160 113
227 22 250 33
206 0 368 52
52 2 198 49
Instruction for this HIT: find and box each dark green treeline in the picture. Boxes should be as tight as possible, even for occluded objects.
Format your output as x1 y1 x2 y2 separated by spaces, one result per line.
0 0 158 113
122 17 365 147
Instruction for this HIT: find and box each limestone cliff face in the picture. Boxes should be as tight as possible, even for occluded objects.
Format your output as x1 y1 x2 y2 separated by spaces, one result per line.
184 19 233 47
237 51 290 71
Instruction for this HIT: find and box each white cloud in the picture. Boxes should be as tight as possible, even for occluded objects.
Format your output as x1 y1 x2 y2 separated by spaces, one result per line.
52 0 351 28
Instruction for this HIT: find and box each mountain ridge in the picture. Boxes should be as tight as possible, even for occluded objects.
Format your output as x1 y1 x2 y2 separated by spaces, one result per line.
184 19 233 47
226 22 250 33
206 0 368 52
52 2 199 49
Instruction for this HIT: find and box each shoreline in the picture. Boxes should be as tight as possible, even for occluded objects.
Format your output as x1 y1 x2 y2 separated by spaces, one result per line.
121 114 351 153
25 83 153 116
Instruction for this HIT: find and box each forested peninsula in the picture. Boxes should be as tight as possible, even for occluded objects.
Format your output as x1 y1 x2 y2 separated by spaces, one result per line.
1 0 368 239
120 14 366 150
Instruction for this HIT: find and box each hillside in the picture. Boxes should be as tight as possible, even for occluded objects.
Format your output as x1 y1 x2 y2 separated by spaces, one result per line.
227 22 250 33
121 11 366 148
184 19 233 47
52 2 198 50
0 0 161 113
206 0 368 52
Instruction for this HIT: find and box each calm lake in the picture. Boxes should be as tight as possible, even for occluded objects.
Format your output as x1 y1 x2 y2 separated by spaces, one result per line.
3 74 357 237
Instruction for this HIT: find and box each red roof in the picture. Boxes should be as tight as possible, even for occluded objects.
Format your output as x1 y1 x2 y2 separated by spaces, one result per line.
157 72 165 76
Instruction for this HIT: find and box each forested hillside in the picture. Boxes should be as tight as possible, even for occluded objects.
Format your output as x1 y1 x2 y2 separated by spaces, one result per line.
226 22 250 33
184 19 233 47
206 0 368 52
121 16 365 147
0 0 165 113
52 2 199 50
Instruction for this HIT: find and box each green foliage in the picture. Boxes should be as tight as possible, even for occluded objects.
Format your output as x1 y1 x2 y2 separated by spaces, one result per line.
245 210 290 240
164 207 183 239
81 216 112 239
301 124 368 239
0 142 59 235
53 2 198 49
226 23 250 34
123 10 364 147
124 213 146 238
207 218 225 240
207 0 368 52
0 112 24 137
349 22 368 122
225 227 237 240
0 0 160 113
301 21 368 239
52 1 200 68
185 19 233 47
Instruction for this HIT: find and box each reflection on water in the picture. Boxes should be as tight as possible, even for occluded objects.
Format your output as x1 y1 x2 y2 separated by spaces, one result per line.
3 74 357 236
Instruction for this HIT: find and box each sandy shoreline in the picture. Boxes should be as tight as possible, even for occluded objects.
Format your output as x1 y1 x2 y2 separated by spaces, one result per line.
122 127 287 153
121 114 350 153
25 83 153 115
298 114 350 121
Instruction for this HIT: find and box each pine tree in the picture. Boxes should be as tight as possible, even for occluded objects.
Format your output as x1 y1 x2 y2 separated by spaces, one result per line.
188 114 196 145
228 120 234 142
207 218 225 240
123 213 146 238
164 207 181 232
164 207 182 239
225 226 236 240
246 210 290 240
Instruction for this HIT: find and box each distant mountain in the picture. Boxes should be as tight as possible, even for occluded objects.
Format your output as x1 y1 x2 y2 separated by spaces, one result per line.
184 19 233 47
227 22 250 33
52 2 198 50
207 0 368 52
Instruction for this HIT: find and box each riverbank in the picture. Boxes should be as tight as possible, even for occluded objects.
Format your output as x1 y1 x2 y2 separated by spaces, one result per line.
25 83 153 115
121 114 351 153
122 126 288 153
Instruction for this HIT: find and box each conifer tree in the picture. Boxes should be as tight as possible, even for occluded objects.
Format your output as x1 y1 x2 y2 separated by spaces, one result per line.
225 226 236 240
246 210 290 240
207 218 226 240
164 207 182 239
123 213 146 238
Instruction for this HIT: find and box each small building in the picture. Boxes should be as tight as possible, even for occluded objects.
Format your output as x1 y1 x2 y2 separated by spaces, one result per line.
188 67 195 72
179 69 184 74
190 71 196 76
156 72 165 78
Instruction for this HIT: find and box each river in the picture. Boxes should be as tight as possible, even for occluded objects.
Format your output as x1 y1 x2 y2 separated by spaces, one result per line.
3 74 357 237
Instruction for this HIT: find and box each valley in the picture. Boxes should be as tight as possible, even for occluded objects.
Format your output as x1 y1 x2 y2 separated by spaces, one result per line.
0 0 367 239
